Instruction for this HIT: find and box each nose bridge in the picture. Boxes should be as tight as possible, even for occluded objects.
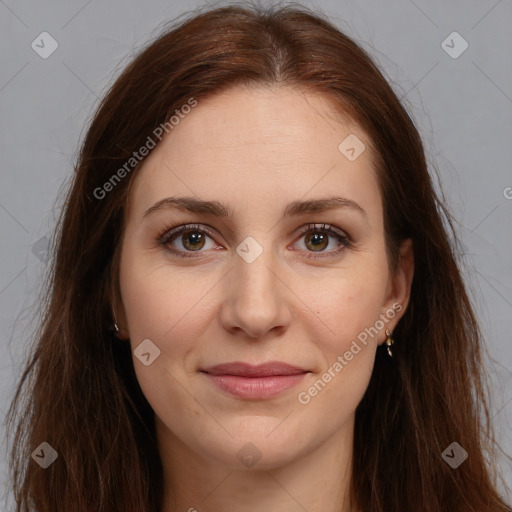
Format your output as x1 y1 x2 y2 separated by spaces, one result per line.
238 238 277 294
220 234 291 337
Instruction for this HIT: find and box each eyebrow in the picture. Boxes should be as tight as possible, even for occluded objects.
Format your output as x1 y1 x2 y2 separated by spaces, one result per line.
143 195 368 221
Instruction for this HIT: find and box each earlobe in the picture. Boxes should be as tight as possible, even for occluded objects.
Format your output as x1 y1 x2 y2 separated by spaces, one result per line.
397 238 414 311
383 238 414 330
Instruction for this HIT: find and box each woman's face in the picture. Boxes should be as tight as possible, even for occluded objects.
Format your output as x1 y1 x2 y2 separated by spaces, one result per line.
116 85 413 470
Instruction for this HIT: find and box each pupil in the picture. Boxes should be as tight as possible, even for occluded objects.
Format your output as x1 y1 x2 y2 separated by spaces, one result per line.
184 231 204 250
308 233 327 250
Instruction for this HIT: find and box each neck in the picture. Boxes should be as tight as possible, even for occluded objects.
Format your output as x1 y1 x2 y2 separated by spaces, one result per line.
157 415 359 512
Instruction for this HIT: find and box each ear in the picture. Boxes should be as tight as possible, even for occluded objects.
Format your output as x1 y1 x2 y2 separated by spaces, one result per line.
380 238 414 342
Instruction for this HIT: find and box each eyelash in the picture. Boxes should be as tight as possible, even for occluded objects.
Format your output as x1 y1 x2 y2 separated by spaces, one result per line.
156 223 352 260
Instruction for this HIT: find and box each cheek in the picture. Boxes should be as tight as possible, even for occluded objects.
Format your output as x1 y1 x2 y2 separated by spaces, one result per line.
295 279 382 424
119 249 212 420
294 260 389 355
119 246 215 360
298 344 374 441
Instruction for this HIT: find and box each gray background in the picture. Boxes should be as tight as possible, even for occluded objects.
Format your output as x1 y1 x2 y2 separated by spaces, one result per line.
1 0 511 507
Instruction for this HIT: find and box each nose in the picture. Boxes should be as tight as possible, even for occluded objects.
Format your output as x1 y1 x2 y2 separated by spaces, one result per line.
219 241 293 339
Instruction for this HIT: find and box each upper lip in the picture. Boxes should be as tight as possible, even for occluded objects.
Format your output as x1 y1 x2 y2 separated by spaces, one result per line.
201 361 309 377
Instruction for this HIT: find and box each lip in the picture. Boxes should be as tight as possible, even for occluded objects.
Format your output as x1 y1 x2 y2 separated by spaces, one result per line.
201 361 310 399
202 361 308 377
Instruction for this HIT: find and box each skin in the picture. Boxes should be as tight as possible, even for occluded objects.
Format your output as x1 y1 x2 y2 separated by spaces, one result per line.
114 85 414 512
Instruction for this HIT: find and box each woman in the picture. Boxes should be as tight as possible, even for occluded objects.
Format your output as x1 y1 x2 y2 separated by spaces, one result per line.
6 3 511 511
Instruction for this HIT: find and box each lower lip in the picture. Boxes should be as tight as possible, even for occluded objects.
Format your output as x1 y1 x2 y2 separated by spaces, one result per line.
203 373 308 399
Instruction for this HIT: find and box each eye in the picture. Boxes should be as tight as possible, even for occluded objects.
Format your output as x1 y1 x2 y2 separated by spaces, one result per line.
291 223 351 260
157 222 351 259
157 223 219 258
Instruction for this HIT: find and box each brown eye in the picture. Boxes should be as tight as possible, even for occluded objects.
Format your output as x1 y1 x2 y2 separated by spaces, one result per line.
159 224 218 257
180 230 206 251
304 232 329 251
293 223 351 260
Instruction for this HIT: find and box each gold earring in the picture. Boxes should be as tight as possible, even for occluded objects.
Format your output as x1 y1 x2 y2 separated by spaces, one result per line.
112 308 120 333
385 328 394 357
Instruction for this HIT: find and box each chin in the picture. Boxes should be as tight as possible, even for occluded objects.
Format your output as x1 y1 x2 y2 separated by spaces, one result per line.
195 421 311 470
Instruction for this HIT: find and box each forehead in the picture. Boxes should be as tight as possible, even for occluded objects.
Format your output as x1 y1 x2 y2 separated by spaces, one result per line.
125 85 382 223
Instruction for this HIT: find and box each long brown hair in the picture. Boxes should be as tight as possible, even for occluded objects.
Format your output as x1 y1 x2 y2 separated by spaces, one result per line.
6 3 511 511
